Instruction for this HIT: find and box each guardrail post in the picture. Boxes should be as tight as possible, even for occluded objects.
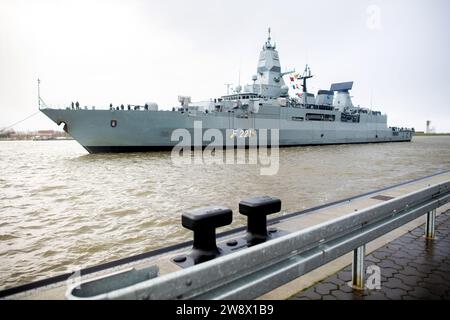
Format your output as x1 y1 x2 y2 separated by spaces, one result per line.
425 209 436 239
351 245 365 289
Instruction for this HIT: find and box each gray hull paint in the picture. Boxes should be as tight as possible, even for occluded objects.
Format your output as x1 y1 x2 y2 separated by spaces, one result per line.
41 108 412 153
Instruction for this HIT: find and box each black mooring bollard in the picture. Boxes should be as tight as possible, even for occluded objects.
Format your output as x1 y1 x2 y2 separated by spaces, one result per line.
181 206 232 264
239 196 281 245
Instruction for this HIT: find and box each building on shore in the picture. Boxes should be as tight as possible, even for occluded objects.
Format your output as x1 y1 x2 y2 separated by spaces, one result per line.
0 129 72 141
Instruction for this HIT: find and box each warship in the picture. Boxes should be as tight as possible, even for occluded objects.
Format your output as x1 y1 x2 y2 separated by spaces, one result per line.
40 29 414 153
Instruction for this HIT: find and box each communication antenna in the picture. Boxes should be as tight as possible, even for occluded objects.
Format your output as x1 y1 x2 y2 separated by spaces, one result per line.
297 65 314 106
37 78 47 109
298 64 314 93
38 78 41 109
225 83 232 95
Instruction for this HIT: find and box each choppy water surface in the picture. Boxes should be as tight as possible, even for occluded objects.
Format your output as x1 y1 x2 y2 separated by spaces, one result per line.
1 137 450 289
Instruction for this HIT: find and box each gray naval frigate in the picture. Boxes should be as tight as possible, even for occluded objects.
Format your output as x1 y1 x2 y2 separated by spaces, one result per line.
40 29 414 153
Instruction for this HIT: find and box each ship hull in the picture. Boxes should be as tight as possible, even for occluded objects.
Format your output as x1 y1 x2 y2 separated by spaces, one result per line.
41 108 413 153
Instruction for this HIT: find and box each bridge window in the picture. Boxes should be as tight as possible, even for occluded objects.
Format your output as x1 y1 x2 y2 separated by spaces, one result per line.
306 113 335 121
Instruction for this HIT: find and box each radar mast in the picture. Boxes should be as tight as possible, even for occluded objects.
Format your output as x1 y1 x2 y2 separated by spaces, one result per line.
298 65 313 105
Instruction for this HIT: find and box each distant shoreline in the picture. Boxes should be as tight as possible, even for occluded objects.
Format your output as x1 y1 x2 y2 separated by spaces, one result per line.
414 133 450 136
0 138 74 141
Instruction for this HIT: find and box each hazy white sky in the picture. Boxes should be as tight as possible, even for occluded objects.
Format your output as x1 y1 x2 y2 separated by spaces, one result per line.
1 0 449 132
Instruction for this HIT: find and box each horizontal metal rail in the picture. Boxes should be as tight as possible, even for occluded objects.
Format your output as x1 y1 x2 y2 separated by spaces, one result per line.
67 181 450 300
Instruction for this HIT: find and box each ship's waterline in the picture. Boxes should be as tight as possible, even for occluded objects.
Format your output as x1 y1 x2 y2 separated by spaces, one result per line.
1 137 450 290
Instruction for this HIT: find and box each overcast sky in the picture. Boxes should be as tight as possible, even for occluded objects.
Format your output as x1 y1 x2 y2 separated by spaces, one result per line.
1 0 449 132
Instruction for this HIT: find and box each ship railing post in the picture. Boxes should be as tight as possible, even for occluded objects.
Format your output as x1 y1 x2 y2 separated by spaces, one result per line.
425 209 436 239
351 245 365 290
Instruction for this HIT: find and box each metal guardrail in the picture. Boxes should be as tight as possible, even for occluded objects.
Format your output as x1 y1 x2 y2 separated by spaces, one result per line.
67 181 450 300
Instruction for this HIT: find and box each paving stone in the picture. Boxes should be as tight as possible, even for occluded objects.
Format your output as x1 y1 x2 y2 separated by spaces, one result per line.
425 254 448 263
379 246 398 254
335 288 366 300
440 261 450 271
336 283 354 294
416 281 449 298
409 231 423 238
384 288 408 300
421 273 447 285
413 256 443 266
432 270 450 283
382 277 412 291
390 250 417 260
384 243 403 251
290 295 311 300
291 287 321 300
379 267 399 278
371 251 391 260
405 242 428 251
336 270 352 282
386 257 411 267
303 291 322 300
393 273 423 287
402 294 418 300
365 256 382 264
431 260 448 268
314 282 338 295
396 237 415 245
408 287 441 300
329 289 354 300
406 262 434 274
325 274 346 286
321 294 338 300
342 265 352 272
401 265 422 276
379 259 404 271
380 275 391 284
363 290 388 300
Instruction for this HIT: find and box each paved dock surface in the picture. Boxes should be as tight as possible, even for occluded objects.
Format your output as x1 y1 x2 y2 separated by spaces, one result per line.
292 210 450 300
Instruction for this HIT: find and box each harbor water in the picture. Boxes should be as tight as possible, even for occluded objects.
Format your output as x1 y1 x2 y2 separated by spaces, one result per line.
1 136 450 290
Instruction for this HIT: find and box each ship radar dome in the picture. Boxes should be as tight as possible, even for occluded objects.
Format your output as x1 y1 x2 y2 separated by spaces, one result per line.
280 85 289 96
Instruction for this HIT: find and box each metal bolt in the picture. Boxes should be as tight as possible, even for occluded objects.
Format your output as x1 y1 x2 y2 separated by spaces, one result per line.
226 240 238 247
173 256 187 263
